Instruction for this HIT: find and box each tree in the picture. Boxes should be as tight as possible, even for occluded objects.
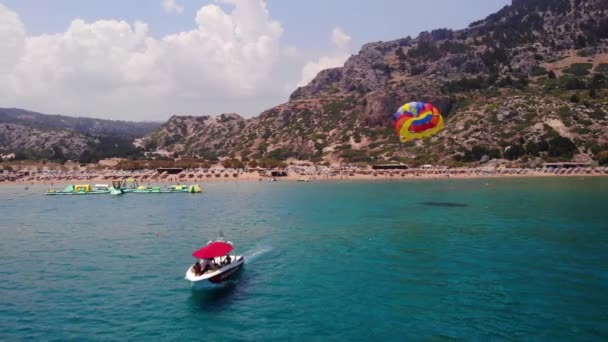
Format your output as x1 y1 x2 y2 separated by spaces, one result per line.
222 159 245 169
589 87 597 99
395 48 406 61
14 151 27 161
547 70 556 79
52 146 66 163
548 136 577 158
570 94 580 103
504 144 525 160
596 151 608 165
78 150 98 164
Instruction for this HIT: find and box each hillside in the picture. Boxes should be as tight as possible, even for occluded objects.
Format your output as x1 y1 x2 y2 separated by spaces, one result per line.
0 108 161 137
0 108 161 162
118 0 608 165
0 123 93 160
137 113 245 159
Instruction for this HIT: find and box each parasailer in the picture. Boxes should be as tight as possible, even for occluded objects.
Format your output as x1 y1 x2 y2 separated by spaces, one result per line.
392 102 443 142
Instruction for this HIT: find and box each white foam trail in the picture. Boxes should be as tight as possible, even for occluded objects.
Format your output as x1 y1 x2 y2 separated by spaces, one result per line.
245 246 272 263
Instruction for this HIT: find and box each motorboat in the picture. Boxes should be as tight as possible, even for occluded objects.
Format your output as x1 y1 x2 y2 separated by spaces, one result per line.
185 235 245 284
297 177 310 182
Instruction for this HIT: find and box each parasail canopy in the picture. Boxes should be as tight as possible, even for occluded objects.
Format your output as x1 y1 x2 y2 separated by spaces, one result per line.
192 242 233 259
392 102 443 142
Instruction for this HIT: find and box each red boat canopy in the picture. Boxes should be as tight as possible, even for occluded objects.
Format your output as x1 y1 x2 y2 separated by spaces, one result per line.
192 242 233 259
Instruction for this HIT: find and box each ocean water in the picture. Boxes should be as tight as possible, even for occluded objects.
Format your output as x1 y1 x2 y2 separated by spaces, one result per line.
1 178 607 340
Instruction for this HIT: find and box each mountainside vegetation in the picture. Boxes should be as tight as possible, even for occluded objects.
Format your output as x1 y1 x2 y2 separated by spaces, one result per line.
140 0 608 167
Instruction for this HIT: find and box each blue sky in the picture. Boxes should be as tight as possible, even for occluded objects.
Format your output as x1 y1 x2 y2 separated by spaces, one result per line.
0 0 510 120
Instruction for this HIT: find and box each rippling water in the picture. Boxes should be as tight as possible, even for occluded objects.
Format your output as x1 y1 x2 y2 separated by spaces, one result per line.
1 178 608 340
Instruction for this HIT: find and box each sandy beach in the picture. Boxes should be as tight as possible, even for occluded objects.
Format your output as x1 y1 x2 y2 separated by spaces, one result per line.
2 166 608 187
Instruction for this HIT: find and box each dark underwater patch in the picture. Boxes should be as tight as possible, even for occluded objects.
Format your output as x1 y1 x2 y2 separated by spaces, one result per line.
418 202 469 207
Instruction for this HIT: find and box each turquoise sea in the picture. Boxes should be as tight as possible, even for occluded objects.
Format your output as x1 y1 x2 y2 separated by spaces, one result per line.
1 178 608 340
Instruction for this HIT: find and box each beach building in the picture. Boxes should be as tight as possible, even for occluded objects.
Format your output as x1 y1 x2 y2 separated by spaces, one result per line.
372 163 409 170
543 162 594 169
157 167 183 174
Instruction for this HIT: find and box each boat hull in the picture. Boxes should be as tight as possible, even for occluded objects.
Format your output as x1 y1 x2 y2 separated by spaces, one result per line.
208 262 244 283
185 256 245 284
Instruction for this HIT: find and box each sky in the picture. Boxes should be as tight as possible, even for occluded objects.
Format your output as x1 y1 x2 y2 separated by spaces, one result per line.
0 0 510 121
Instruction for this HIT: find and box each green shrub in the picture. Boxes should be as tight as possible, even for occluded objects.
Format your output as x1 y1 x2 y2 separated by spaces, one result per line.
266 148 294 161
596 150 608 165
563 63 592 76
458 145 501 162
530 66 548 76
589 109 606 120
525 139 549 156
336 144 352 151
504 144 525 160
407 41 444 61
548 136 577 158
339 149 371 163
595 63 608 74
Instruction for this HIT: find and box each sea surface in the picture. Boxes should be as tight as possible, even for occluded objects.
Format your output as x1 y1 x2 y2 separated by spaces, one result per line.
1 178 608 340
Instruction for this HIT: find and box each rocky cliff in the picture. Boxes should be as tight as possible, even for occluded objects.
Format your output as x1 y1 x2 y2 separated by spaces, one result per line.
142 0 608 165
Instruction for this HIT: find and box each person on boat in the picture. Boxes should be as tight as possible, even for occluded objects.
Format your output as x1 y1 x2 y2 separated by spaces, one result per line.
193 261 202 275
201 258 212 272
203 258 217 271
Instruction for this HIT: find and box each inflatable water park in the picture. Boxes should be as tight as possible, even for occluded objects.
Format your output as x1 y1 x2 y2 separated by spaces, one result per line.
46 179 201 196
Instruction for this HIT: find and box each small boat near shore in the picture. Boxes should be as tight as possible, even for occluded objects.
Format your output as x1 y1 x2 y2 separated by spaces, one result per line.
185 234 245 284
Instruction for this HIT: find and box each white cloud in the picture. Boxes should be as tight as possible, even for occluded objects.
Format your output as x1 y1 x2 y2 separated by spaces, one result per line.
0 4 25 73
0 0 287 120
331 27 351 50
162 0 183 14
296 27 352 87
0 2 357 121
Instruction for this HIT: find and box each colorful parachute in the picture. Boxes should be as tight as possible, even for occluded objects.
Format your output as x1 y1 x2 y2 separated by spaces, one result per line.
392 102 443 143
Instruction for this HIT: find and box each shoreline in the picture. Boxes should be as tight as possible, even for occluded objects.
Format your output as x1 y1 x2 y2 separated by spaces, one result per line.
2 170 608 187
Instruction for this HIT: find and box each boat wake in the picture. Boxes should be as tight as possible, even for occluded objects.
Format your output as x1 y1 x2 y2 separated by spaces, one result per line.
245 246 272 263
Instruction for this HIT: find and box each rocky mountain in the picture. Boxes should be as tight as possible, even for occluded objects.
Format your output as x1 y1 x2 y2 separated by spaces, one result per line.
137 113 245 159
131 0 608 165
0 123 93 160
0 108 161 137
0 108 161 161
